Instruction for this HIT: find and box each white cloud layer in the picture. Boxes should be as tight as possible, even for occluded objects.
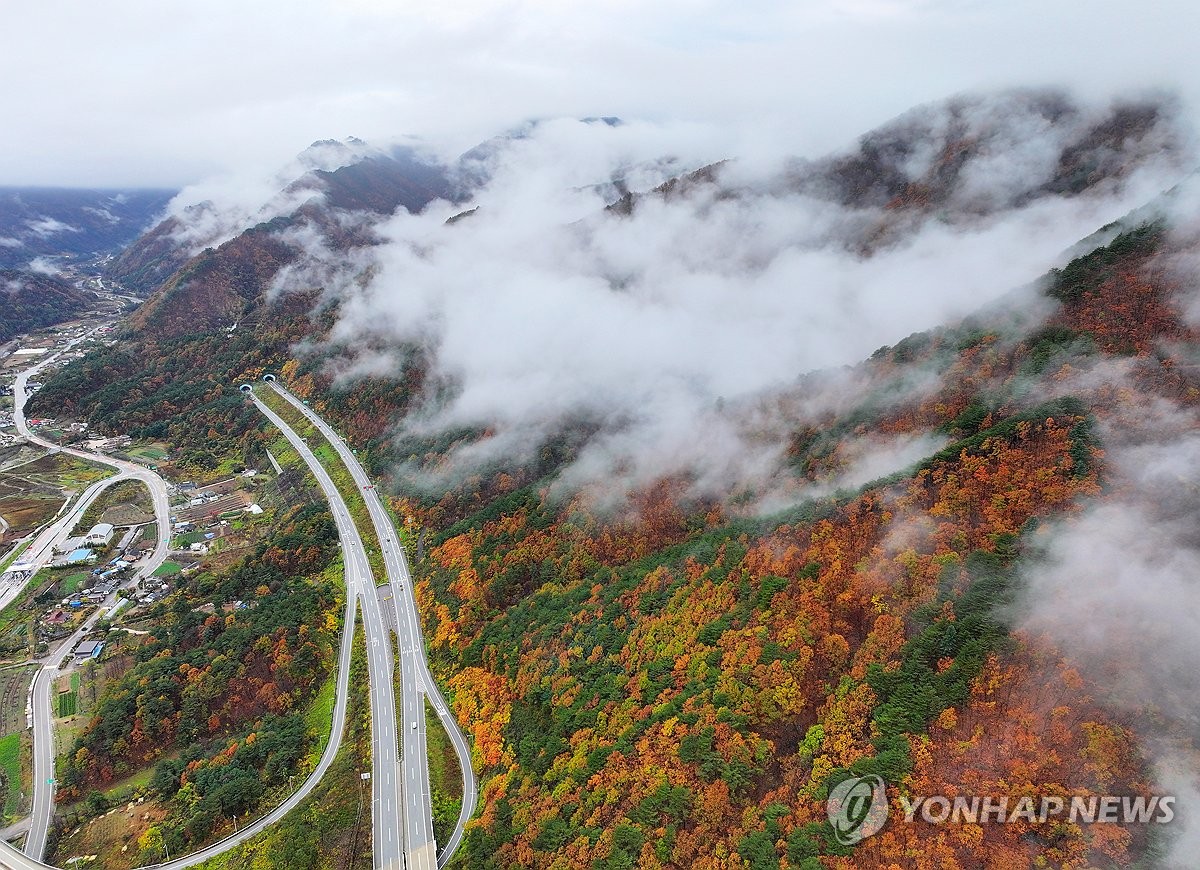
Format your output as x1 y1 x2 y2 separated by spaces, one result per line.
303 105 1185 502
1018 398 1200 867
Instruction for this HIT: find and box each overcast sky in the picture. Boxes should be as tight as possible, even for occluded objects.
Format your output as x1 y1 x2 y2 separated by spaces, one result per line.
1 0 1197 188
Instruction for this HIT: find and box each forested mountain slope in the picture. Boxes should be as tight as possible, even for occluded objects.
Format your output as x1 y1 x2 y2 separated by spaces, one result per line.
0 269 94 341
30 90 1200 867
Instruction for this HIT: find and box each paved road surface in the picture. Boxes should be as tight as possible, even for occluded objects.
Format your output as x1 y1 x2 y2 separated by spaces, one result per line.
250 394 405 870
0 570 357 870
269 382 477 869
0 373 472 870
0 393 359 870
6 327 172 593
7 334 173 862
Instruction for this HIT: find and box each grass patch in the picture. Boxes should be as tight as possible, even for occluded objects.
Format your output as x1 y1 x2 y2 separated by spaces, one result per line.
303 672 338 767
99 765 155 805
426 697 464 847
60 573 90 595
152 561 182 577
0 732 22 818
171 531 206 548
0 540 31 573
127 445 168 461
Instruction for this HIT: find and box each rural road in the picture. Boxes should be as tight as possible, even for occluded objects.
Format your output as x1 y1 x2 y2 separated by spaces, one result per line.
6 333 173 862
0 392 366 870
0 367 474 870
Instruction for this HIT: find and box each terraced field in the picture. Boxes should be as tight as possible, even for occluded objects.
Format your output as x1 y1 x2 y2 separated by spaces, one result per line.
0 665 36 734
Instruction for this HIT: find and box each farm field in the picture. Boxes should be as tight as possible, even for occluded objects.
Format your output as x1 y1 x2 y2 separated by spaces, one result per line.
80 478 155 529
170 531 206 548
0 449 114 541
58 572 90 595
0 665 35 822
0 495 62 540
125 444 168 462
0 574 53 657
0 731 26 820
18 452 112 490
55 673 78 718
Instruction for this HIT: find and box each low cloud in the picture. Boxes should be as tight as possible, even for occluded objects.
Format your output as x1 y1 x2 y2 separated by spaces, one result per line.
24 216 79 238
306 95 1188 505
27 256 62 276
159 139 388 254
82 204 120 225
1017 395 1200 867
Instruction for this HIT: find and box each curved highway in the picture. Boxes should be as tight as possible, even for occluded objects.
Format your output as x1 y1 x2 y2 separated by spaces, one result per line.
0 391 359 870
248 393 405 870
12 333 172 588
0 369 474 870
267 381 477 869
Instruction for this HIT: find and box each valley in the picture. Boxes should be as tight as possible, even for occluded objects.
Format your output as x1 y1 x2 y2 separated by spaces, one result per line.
0 85 1198 870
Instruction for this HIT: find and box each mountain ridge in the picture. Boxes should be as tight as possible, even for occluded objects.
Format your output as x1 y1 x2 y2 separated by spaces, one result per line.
24 89 1200 868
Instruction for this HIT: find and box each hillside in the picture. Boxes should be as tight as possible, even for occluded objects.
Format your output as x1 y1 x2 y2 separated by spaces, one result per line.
413 217 1200 867
107 141 456 297
31 91 1185 459
611 91 1179 252
29 90 1200 867
0 269 94 341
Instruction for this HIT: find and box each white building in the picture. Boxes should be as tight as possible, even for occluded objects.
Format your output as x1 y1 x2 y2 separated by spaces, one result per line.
84 523 115 547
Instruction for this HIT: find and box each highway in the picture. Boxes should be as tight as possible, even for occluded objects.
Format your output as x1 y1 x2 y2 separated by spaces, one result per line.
0 371 469 870
0 454 359 870
0 393 374 870
267 381 477 869
249 394 406 870
0 363 369 870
